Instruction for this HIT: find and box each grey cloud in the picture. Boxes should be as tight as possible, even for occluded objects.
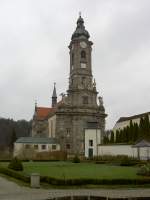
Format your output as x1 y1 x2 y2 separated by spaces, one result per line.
0 0 150 129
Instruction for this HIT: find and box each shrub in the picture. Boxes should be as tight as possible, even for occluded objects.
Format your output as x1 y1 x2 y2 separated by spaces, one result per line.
93 155 139 166
8 157 23 171
137 164 150 176
72 155 80 163
120 157 138 166
93 155 129 162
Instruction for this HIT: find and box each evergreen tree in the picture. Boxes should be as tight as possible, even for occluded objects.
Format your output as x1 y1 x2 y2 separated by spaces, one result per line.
103 136 109 144
9 128 17 152
133 123 139 141
115 114 150 144
128 120 134 142
139 117 145 138
123 127 128 143
119 129 124 143
115 130 119 143
110 131 114 143
143 114 150 139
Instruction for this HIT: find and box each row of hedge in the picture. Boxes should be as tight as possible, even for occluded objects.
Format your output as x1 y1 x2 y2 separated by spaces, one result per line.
93 155 148 166
0 167 30 182
0 166 150 186
40 176 150 185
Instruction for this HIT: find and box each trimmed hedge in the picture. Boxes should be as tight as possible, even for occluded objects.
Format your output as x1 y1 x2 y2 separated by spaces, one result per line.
0 167 30 182
40 176 150 185
0 166 150 186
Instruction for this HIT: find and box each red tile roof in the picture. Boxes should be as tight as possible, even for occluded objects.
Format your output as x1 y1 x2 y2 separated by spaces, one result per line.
36 107 55 120
34 100 63 120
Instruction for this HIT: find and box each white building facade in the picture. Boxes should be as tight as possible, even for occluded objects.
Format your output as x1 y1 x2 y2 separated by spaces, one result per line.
84 129 102 158
14 137 60 158
113 112 150 133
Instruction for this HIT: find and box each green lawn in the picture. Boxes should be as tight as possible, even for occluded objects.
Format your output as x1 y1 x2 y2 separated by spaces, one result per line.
19 161 141 179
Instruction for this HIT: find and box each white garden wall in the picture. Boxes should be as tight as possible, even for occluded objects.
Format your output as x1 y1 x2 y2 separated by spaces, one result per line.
98 145 150 160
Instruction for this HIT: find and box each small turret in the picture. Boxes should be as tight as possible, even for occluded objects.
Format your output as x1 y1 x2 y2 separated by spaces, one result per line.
52 82 57 107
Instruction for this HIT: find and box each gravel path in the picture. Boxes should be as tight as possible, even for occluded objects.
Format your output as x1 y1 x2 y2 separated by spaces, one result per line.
0 176 150 199
0 176 49 200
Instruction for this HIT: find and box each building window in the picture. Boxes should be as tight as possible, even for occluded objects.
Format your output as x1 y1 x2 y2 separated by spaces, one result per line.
41 145 46 150
34 144 38 150
52 144 56 150
83 96 88 104
81 50 86 59
66 128 71 137
89 140 93 147
66 144 70 149
37 131 41 134
25 144 30 149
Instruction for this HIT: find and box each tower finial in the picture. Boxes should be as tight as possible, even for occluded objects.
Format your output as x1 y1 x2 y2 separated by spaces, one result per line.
71 12 90 40
35 100 37 111
79 11 81 17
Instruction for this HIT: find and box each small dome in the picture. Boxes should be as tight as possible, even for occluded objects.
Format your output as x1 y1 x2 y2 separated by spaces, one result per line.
71 16 90 40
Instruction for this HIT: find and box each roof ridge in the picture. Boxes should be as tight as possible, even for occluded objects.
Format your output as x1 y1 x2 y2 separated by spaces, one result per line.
117 111 150 123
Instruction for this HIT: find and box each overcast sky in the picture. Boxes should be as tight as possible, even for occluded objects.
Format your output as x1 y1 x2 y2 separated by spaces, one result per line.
0 0 150 129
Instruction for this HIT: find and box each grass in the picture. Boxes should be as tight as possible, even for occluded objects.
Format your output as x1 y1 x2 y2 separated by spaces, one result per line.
19 161 142 180
1 161 150 188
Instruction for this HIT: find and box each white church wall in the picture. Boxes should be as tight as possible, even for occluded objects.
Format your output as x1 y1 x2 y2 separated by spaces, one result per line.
137 147 150 160
85 129 102 157
48 115 56 138
98 144 150 160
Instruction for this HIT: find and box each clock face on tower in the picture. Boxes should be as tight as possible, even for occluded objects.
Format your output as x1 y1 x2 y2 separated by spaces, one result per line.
80 41 87 48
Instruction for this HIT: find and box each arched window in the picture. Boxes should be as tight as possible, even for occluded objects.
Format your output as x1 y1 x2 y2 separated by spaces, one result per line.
81 50 86 59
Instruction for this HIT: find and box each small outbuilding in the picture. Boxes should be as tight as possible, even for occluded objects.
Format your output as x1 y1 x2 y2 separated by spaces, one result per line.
84 128 102 158
14 137 60 159
132 139 150 160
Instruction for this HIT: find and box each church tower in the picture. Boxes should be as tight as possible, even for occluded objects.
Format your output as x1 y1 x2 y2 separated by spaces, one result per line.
68 14 97 109
55 15 107 156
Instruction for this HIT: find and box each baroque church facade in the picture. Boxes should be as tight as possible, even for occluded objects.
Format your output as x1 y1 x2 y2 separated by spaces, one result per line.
32 15 107 156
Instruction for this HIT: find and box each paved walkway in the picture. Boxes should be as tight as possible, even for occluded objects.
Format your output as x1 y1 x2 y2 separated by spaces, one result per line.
0 176 150 199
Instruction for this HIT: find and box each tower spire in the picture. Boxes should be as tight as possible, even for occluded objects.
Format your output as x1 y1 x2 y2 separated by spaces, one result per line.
79 11 81 17
71 14 90 40
52 82 57 107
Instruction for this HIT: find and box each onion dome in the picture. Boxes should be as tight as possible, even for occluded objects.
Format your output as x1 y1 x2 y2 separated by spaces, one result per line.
71 15 90 40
